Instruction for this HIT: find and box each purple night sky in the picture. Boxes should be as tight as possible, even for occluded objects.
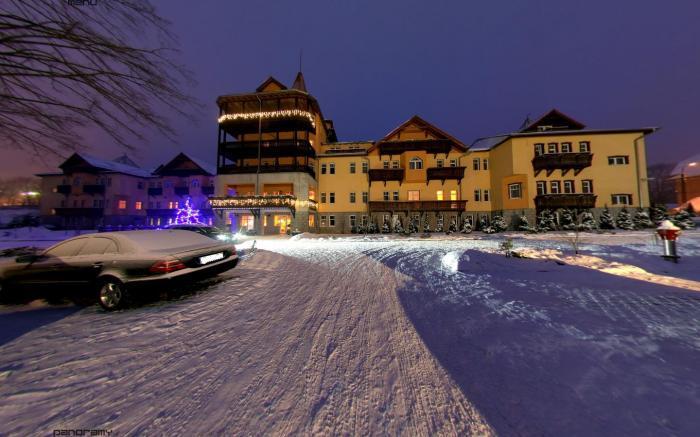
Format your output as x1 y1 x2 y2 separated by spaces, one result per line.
3 0 699 176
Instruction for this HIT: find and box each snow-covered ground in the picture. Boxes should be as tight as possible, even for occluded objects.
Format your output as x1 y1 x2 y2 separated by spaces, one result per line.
0 230 699 435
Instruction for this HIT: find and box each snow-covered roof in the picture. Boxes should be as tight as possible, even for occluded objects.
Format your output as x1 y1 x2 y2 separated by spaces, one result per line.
670 154 700 177
469 135 509 151
63 153 154 178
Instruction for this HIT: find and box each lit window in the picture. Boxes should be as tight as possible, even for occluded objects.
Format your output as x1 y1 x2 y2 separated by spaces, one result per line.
436 190 444 201
308 215 315 227
135 201 142 210
408 190 420 201
118 200 127 209
409 157 423 170
611 194 632 205
508 183 522 199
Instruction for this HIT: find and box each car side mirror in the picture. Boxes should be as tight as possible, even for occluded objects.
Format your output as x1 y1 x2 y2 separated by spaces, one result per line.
16 254 41 263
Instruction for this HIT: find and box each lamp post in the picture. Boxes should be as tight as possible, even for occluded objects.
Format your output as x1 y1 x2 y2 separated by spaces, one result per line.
680 161 697 204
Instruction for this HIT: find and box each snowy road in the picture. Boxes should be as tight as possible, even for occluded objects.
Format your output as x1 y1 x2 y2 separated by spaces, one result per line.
1 235 699 436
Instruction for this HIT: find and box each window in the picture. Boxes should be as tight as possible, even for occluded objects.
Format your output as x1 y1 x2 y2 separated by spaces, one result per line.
362 192 368 203
118 200 127 209
361 162 369 174
321 164 327 174
329 192 335 203
547 143 558 154
391 160 400 169
321 192 326 203
137 181 144 189
329 163 335 174
78 238 116 256
534 143 544 156
191 179 200 188
383 161 390 169
408 190 420 201
436 159 444 168
349 162 356 174
579 141 590 153
561 142 572 153
329 216 336 226
309 215 315 227
481 159 487 170
563 180 575 194
611 194 632 205
474 189 481 202
409 157 423 170
135 201 142 210
350 192 356 203
321 215 327 227
383 191 390 201
482 190 489 202
392 191 399 201
508 183 522 199
350 215 356 228
473 158 480 171
608 156 629 165
536 181 547 195
45 239 87 257
437 190 444 201
582 180 593 194
550 181 561 194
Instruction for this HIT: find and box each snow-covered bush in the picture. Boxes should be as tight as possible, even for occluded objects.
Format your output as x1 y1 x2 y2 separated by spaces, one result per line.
517 213 532 232
577 210 596 231
448 218 457 234
650 204 668 225
461 218 473 233
482 225 496 234
408 217 419 234
367 222 378 234
435 214 444 233
599 206 615 230
615 207 635 230
381 221 391 233
559 208 576 231
477 215 489 232
672 209 696 229
393 218 404 233
491 214 508 233
536 209 557 232
422 218 431 233
633 208 654 229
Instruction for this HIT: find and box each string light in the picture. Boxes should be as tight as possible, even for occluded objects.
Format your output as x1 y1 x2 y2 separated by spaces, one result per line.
217 109 316 128
174 198 204 225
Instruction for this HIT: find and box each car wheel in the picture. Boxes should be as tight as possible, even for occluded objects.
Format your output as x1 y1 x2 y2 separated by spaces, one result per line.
96 278 127 311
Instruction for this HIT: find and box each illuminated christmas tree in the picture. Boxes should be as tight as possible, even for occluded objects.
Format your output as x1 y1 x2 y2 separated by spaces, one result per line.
174 198 204 225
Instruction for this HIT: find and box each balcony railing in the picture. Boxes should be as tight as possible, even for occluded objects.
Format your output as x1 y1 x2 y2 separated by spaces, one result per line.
532 153 593 176
174 186 190 196
376 139 454 156
535 194 597 210
202 186 215 195
220 140 315 159
209 195 297 214
82 184 105 195
426 166 466 182
369 200 468 213
148 187 163 196
218 163 316 179
55 185 71 195
368 168 404 184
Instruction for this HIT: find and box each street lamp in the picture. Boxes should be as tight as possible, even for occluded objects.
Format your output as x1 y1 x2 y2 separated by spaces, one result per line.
680 161 697 204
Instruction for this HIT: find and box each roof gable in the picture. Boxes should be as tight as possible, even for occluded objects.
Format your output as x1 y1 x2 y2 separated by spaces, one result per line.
153 152 214 176
520 109 585 133
256 76 287 93
59 153 152 177
373 115 467 151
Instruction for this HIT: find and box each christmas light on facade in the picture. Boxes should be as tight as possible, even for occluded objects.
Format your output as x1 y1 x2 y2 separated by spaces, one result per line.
217 109 316 128
173 198 204 225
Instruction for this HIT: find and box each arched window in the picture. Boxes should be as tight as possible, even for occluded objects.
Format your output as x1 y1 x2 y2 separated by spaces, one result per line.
409 157 423 170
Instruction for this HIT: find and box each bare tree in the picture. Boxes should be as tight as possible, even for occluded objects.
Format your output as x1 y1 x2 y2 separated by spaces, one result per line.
0 0 198 159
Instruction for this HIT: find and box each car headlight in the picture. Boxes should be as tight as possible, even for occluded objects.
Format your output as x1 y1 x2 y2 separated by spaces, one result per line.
216 234 228 241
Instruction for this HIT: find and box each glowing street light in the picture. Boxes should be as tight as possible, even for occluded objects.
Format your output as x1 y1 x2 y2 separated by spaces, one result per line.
680 161 697 204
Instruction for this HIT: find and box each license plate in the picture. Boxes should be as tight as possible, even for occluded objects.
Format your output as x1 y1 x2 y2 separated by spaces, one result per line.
199 252 225 265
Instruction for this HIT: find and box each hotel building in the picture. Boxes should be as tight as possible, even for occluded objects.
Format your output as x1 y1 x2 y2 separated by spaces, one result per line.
213 74 656 234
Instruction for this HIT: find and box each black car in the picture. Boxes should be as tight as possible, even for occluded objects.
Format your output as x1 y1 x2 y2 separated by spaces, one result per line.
0 230 238 310
165 224 237 242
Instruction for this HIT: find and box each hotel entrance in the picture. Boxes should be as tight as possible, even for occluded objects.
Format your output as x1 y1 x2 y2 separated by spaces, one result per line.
265 214 292 234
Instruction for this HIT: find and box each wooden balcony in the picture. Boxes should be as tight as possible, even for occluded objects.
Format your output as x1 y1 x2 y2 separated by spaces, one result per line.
532 153 593 176
218 163 316 179
369 200 468 213
220 140 316 160
174 186 190 196
426 166 466 182
82 184 105 195
376 139 453 156
368 168 404 185
148 187 163 196
55 185 71 195
534 194 597 210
